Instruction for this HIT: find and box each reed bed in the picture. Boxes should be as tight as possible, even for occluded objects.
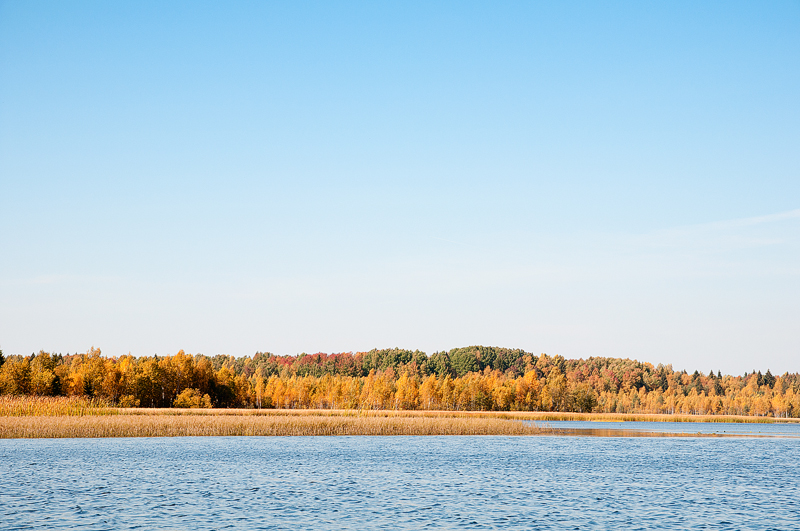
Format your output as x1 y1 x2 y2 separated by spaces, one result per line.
497 411 800 424
2 396 797 439
0 396 116 417
0 414 547 438
113 407 800 424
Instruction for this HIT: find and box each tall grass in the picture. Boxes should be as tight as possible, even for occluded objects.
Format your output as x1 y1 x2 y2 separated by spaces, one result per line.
0 414 547 438
2 396 798 439
113 407 800 424
0 396 116 417
3 396 798 423
500 411 800 424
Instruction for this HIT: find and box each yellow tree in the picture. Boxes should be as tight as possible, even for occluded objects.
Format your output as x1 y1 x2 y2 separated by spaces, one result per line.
30 351 57 396
546 368 567 411
492 381 514 411
0 357 31 395
99 362 124 403
438 374 456 410
394 372 419 410
514 370 540 411
420 375 440 409
265 375 286 408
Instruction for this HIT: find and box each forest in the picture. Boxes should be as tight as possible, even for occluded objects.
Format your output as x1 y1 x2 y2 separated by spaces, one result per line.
0 346 798 417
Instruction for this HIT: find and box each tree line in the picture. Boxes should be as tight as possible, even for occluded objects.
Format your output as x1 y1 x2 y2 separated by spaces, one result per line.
0 346 798 417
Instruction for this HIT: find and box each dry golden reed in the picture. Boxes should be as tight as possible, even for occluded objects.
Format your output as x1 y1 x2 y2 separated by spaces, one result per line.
0 395 116 417
0 414 546 438
2 397 797 439
109 407 800 424
496 411 800 424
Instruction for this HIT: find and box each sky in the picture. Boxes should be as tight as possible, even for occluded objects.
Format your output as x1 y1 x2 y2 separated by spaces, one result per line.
1 1 798 375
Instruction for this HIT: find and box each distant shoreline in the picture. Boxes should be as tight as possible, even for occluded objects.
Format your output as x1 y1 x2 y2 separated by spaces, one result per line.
2 405 799 439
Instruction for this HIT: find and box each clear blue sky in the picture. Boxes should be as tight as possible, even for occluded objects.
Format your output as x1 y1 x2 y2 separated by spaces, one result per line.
1 1 798 374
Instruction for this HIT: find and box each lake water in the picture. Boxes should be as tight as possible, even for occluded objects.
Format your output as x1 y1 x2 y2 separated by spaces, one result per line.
2 431 799 530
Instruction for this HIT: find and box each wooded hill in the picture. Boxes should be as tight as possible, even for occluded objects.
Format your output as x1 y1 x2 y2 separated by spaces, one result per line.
1 347 797 417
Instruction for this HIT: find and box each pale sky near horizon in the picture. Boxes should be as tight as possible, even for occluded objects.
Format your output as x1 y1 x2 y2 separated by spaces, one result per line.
1 1 798 375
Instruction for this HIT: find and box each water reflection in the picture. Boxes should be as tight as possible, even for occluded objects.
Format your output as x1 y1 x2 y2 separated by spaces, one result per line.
538 420 800 438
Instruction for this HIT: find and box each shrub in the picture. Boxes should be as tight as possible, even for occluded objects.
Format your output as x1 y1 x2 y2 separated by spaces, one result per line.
173 388 212 408
118 395 140 408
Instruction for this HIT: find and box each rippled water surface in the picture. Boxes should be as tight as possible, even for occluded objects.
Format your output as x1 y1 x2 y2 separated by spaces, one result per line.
2 435 799 530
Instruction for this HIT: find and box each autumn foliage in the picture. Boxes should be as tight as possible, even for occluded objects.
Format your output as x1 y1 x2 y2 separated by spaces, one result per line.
0 346 798 417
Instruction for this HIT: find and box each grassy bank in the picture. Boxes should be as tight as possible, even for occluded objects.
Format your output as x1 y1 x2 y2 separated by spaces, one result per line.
2 396 798 438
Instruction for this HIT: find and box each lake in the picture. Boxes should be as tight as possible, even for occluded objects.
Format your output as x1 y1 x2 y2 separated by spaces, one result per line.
2 426 799 530
544 420 800 437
